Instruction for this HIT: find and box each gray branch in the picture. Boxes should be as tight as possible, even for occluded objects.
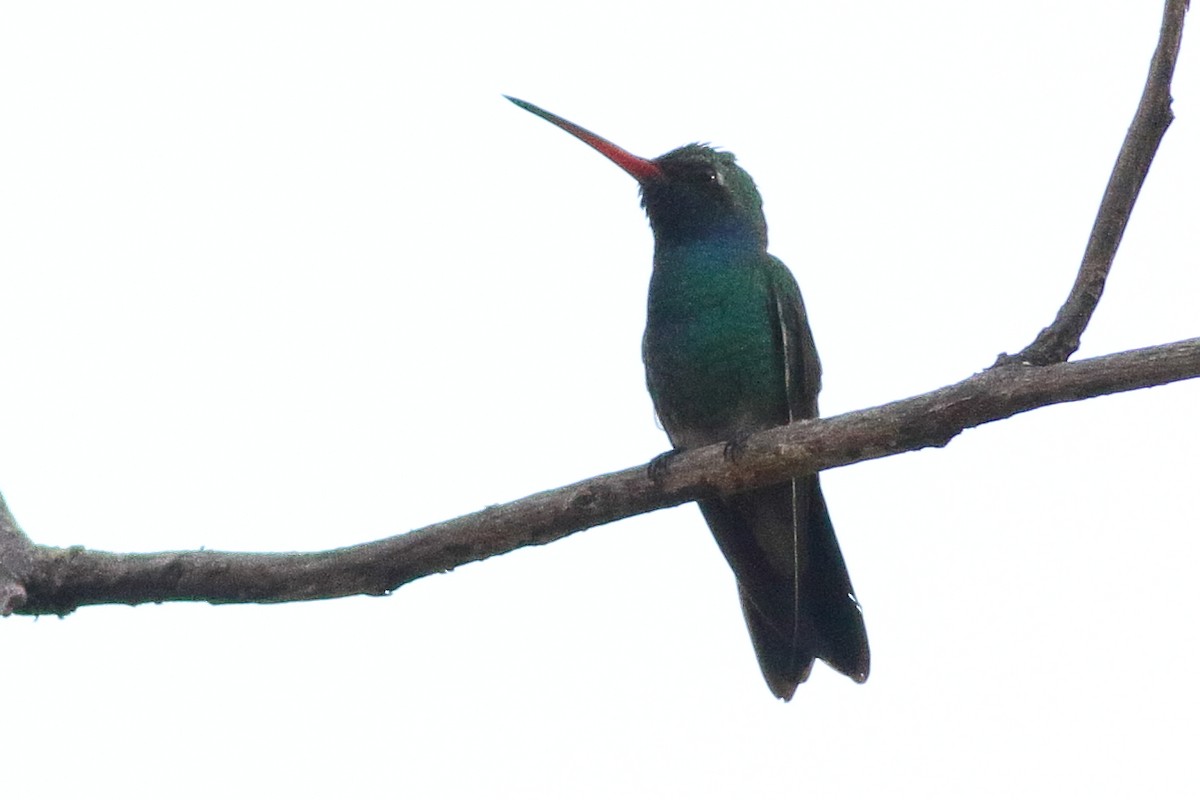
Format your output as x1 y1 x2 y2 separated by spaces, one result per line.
0 0 1193 618
999 0 1190 366
8 338 1199 616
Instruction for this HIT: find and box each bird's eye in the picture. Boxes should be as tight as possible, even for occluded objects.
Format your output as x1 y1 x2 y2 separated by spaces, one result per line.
697 167 724 188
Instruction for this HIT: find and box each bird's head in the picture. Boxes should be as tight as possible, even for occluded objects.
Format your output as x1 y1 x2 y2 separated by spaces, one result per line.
507 97 767 248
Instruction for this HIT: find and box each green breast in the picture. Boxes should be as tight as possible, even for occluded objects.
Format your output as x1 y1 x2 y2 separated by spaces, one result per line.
642 241 787 447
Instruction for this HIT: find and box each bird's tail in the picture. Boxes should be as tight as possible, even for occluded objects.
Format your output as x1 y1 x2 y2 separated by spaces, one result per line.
699 474 869 700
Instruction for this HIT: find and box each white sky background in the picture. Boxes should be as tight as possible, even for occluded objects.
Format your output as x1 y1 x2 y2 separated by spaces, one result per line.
2 2 1198 797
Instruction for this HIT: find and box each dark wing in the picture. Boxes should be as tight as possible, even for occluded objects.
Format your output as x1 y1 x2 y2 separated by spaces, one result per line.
751 256 869 688
764 255 822 422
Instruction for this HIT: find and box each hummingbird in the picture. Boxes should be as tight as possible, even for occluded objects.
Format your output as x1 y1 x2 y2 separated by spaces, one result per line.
507 96 869 699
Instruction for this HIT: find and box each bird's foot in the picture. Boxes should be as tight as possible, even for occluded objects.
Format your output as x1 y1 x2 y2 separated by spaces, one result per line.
723 434 752 463
647 449 683 485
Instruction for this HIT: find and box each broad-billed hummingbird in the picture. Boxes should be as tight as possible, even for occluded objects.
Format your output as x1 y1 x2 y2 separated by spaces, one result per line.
507 96 869 699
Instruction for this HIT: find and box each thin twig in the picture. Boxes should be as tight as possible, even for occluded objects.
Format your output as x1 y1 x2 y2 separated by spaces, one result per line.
999 0 1190 366
10 337 1199 616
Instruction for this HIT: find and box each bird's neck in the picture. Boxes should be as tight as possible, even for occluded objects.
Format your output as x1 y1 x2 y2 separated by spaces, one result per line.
648 210 767 252
652 227 767 271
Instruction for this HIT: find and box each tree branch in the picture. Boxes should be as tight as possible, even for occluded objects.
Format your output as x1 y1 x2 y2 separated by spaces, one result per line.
8 338 1198 616
0 0 1193 620
999 0 1190 366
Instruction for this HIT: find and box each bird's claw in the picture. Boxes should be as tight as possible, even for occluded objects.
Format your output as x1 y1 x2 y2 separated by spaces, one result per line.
723 434 752 463
647 449 682 485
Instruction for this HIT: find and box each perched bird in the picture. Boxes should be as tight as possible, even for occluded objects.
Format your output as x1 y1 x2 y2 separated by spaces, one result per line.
507 96 868 699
